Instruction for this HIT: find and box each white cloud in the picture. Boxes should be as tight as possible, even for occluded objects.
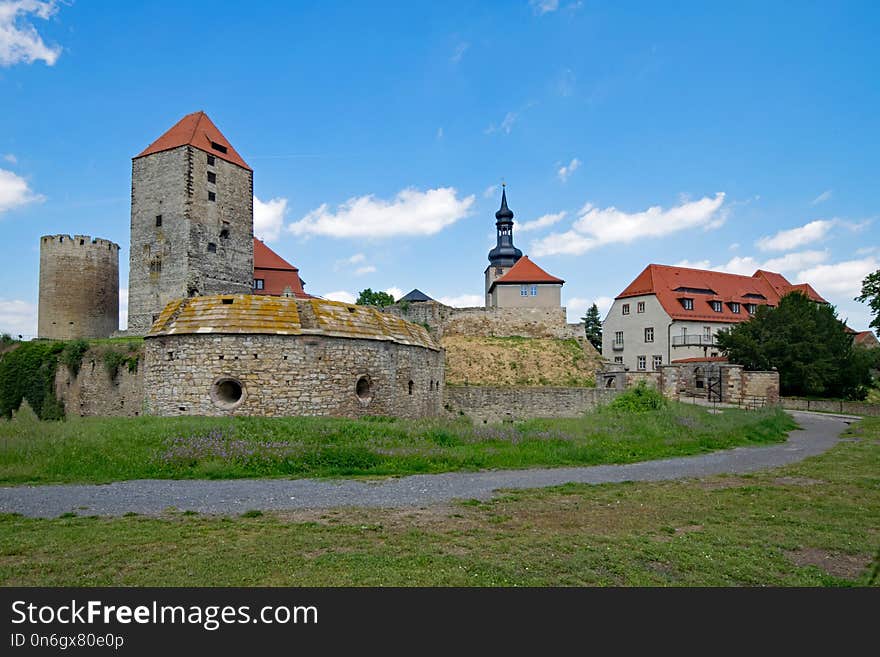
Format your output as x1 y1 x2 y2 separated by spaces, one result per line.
437 293 483 308
565 295 614 323
483 184 499 199
253 195 287 242
118 288 128 331
0 167 42 214
450 42 468 64
532 193 726 257
323 290 356 304
756 219 834 251
385 287 404 301
796 258 878 297
811 190 832 205
675 250 829 277
856 246 877 256
729 242 740 251
0 0 62 67
288 187 474 239
530 0 559 14
557 158 581 182
485 111 518 135
0 298 36 337
2 153 16 164
346 253 366 264
516 211 567 233
354 265 376 276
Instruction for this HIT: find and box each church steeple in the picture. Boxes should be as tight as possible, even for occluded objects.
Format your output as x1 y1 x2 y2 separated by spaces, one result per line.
487 184 522 268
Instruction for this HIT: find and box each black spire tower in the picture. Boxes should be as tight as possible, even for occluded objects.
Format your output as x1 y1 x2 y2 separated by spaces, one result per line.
487 185 522 267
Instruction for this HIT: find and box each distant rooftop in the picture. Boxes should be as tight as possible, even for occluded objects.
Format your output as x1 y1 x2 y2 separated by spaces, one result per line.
399 289 434 303
135 111 251 171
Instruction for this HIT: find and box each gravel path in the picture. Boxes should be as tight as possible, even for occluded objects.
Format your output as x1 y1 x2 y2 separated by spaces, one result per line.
0 411 854 518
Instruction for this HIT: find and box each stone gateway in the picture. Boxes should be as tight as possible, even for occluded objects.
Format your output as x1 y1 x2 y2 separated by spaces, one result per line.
143 295 444 418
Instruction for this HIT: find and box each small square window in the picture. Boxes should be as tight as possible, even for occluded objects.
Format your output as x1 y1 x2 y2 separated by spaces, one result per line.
220 229 229 239
637 301 645 313
637 356 646 371
520 285 528 297
155 214 162 227
254 278 264 290
652 355 662 370
622 304 630 315
682 298 694 310
730 302 740 314
614 356 623 364
207 154 215 166
210 141 228 154
207 171 216 184
530 284 538 296
207 242 217 253
711 300 722 312
746 303 757 314
208 191 216 202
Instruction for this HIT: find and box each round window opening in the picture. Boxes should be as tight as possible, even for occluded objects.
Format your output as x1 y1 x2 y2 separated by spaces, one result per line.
212 377 245 409
356 375 373 403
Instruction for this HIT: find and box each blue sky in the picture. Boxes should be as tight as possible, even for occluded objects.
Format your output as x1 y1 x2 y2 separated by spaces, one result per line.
1 0 878 337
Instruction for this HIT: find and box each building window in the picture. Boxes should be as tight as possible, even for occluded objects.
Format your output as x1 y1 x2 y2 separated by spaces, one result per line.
637 301 645 313
207 242 217 253
622 304 630 315
703 326 712 339
207 171 216 184
614 331 623 344
220 228 229 239
210 141 228 154
682 298 694 310
644 327 654 342
530 284 538 296
208 191 216 202
520 285 528 296
730 302 740 314
155 214 162 227
637 355 646 371
495 267 503 276
653 355 662 370
207 154 215 166
614 356 623 364
711 300 722 312
254 278 264 290
746 303 757 314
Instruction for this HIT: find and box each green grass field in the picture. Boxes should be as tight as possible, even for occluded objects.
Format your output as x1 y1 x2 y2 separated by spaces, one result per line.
0 402 795 484
1 417 876 586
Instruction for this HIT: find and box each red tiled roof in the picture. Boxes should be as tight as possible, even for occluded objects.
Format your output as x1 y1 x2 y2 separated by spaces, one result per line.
672 356 729 364
854 330 879 348
617 264 826 323
134 111 251 171
490 256 564 291
253 239 309 298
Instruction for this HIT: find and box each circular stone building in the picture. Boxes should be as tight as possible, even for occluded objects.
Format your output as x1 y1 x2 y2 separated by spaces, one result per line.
38 234 119 340
143 295 444 418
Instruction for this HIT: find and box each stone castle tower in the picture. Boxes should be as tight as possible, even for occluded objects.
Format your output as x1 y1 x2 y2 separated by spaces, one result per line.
484 185 523 306
127 111 254 334
38 234 119 339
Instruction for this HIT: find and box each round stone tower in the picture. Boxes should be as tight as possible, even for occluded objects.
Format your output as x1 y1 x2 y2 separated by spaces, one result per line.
38 234 120 340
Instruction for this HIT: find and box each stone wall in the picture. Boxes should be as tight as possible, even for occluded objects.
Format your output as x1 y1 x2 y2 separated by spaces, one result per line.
144 333 444 418
779 398 880 416
443 385 619 424
655 362 779 406
38 235 119 339
128 145 254 334
386 301 584 340
54 348 145 417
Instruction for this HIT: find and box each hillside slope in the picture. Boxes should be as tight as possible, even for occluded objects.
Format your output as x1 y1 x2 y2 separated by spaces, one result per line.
442 335 603 387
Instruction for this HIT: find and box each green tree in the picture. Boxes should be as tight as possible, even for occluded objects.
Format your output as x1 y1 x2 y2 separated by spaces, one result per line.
356 288 395 308
582 303 602 352
855 269 880 331
716 292 871 399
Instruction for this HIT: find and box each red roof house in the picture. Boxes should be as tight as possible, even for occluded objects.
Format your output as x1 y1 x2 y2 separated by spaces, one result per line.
253 239 309 298
135 111 251 171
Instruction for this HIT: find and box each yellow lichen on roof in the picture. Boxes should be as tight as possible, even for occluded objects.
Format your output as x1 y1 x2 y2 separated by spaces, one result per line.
146 295 439 350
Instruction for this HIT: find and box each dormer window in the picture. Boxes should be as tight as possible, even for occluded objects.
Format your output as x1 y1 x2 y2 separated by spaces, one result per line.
729 302 740 314
746 303 757 314
210 141 228 154
681 298 694 310
710 300 722 312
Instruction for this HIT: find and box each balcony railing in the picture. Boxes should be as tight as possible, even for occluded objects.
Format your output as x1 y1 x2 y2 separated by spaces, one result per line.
611 339 624 351
672 334 718 347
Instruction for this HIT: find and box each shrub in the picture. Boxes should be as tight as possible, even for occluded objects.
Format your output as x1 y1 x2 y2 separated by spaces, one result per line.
60 340 90 377
0 340 65 420
608 381 667 412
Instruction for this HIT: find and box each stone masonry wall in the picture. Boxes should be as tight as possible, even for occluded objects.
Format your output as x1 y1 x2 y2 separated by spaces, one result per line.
38 235 119 340
144 333 444 418
54 348 145 417
444 385 619 424
386 301 583 340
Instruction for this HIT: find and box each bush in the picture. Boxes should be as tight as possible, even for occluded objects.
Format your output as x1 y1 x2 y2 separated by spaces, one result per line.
0 340 65 420
60 340 90 377
608 381 667 412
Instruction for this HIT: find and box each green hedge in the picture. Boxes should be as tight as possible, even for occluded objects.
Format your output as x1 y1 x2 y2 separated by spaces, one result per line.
0 341 65 420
